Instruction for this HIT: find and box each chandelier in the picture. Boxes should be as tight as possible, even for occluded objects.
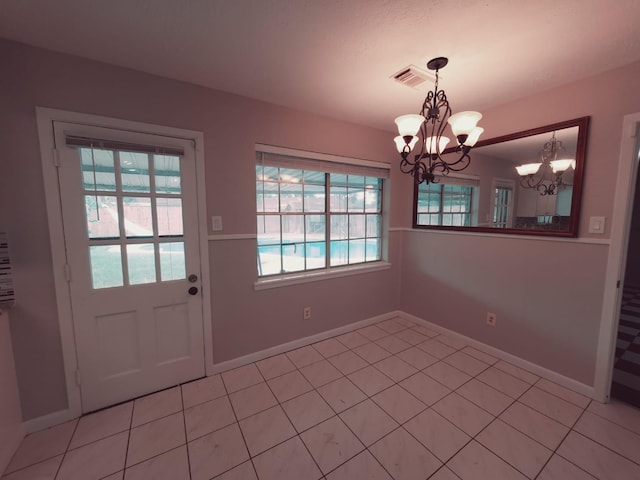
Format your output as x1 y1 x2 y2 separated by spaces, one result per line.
515 131 575 196
393 57 484 184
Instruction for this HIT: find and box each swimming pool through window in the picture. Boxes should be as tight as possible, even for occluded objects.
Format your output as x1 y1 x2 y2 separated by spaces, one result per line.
256 147 388 277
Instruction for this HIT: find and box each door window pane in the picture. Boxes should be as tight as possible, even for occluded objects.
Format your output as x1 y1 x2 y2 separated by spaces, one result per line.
90 245 123 288
154 155 181 194
127 243 157 285
120 152 150 193
156 198 183 236
85 195 120 239
159 242 185 281
123 197 153 238
81 148 116 191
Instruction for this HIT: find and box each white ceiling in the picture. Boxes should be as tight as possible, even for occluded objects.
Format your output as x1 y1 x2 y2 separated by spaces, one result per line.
2 0 640 132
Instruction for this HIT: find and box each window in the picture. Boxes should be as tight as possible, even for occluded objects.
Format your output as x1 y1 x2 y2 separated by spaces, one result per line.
492 186 513 228
256 147 388 277
68 137 187 289
415 176 479 226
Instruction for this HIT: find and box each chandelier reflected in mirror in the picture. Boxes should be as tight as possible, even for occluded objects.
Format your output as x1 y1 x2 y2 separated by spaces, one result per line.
515 131 576 196
393 57 484 184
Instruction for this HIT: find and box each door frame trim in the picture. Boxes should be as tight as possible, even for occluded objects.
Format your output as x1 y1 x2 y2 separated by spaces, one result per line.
593 112 640 401
36 107 212 422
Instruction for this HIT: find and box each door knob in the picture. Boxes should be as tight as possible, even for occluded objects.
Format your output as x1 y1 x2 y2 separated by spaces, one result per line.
188 286 198 295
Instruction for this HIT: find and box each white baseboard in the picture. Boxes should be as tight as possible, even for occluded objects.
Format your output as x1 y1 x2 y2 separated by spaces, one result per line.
207 311 401 375
22 407 77 435
399 311 595 398
24 308 596 433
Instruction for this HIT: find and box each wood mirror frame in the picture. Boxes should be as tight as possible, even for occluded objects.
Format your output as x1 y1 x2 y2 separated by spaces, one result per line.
412 116 590 237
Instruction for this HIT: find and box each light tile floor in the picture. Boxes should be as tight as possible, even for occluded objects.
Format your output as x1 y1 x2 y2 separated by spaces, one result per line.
4 316 640 480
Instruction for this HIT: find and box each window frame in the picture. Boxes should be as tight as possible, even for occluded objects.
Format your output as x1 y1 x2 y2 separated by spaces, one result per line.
255 144 390 286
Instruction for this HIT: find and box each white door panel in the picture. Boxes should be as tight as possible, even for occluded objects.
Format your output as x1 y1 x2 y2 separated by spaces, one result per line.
54 122 205 412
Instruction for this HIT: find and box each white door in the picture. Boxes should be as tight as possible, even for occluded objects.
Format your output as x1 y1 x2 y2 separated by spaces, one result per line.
54 122 205 412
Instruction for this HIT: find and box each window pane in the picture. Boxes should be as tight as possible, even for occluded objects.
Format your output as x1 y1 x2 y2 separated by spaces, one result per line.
280 184 303 212
348 239 366 263
81 148 116 191
257 215 281 245
155 155 181 194
304 184 325 212
366 238 381 261
279 168 303 183
331 215 348 240
347 189 365 212
90 245 123 288
120 152 150 193
347 175 365 188
281 215 304 244
305 215 325 243
123 197 153 238
349 214 366 238
330 186 348 212
366 214 380 238
159 242 185 281
304 170 325 185
257 181 279 212
330 173 348 187
365 177 382 189
156 197 183 237
364 189 381 213
281 243 305 273
306 242 326 269
258 245 281 276
85 195 119 239
127 243 157 284
259 166 278 182
330 240 348 266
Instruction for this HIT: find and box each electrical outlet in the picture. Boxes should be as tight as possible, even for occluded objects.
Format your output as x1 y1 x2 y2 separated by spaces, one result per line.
303 306 311 320
486 312 497 327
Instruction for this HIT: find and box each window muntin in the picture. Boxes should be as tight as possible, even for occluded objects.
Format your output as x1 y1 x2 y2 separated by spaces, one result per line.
416 181 478 227
256 164 384 277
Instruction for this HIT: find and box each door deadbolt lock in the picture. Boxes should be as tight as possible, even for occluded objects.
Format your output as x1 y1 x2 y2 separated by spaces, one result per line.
188 274 198 283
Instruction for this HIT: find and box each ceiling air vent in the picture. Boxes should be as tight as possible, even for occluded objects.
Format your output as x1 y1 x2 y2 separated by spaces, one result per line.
391 64 436 89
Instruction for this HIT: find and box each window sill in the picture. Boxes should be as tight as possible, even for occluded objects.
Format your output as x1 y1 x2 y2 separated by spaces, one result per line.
254 261 391 290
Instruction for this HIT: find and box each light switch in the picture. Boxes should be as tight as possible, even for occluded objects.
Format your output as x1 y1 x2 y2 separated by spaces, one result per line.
211 216 223 232
589 216 605 234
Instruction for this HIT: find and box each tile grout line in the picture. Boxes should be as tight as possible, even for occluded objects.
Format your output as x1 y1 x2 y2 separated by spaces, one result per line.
14 316 640 480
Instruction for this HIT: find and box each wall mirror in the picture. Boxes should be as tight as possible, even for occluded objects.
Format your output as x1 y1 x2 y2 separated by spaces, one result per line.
412 116 590 237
